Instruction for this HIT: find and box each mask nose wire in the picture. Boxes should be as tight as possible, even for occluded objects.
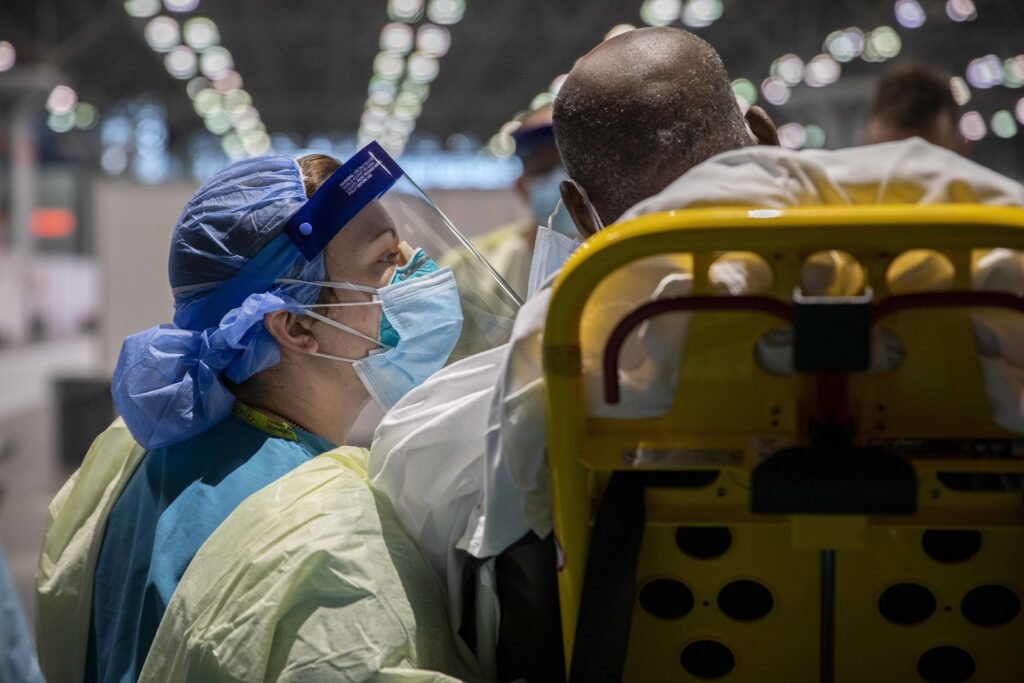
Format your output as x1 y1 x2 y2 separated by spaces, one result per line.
546 198 565 231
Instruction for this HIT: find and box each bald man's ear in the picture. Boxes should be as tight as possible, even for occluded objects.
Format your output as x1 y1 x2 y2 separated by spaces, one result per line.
263 310 319 355
559 180 598 238
746 106 779 146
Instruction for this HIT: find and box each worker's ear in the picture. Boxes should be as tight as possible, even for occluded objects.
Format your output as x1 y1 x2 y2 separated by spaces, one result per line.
746 106 780 147
263 309 319 355
559 180 599 238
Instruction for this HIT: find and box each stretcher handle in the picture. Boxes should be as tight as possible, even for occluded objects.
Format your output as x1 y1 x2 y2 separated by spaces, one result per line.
602 296 795 403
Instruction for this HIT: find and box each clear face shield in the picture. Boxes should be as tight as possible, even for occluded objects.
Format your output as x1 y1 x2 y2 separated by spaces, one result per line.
179 142 521 367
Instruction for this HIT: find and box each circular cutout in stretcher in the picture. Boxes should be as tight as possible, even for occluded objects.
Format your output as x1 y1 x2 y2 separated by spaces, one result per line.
878 582 937 625
961 584 1021 627
638 578 694 620
917 646 975 683
886 249 955 294
679 639 735 679
922 530 982 563
717 579 774 621
800 250 864 296
675 526 732 559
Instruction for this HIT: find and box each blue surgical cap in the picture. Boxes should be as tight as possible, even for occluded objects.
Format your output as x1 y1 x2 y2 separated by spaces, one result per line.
112 155 327 449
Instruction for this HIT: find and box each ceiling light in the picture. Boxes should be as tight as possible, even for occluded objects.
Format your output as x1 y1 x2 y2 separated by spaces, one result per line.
183 17 219 50
74 103 99 130
407 52 439 83
991 110 1018 138
778 123 806 149
868 26 901 60
946 0 977 22
803 54 841 88
966 55 1003 89
165 45 198 79
731 78 758 106
681 0 723 28
124 0 160 18
771 54 804 87
959 111 986 141
388 0 424 22
761 77 791 106
46 85 78 115
0 41 14 72
894 0 926 28
427 0 465 25
47 112 75 133
949 76 971 105
417 24 451 57
640 0 681 26
374 51 405 80
199 46 233 79
145 16 180 52
381 23 415 54
164 0 199 12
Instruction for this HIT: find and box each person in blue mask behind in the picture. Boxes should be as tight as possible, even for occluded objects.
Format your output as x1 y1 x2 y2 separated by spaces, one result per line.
36 145 518 683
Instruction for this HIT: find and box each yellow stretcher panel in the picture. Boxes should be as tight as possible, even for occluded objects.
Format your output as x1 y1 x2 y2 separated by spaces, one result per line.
543 205 1024 682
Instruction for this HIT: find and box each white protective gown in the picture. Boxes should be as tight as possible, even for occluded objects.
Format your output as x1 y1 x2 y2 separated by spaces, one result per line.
369 138 1024 657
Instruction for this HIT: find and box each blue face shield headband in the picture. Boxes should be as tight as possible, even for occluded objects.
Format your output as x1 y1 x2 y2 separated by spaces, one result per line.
176 142 405 332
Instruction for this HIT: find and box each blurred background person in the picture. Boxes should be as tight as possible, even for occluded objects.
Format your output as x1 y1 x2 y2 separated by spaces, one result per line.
863 62 969 154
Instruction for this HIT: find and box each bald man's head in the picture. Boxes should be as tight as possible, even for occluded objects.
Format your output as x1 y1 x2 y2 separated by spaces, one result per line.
554 27 763 226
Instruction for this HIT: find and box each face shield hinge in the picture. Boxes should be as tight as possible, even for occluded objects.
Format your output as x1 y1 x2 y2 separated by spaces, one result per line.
544 344 582 376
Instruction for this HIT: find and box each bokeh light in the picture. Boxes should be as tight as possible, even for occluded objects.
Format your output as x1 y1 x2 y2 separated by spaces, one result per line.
991 110 1018 138
1015 97 1024 125
416 24 451 57
868 26 901 59
427 0 465 25
895 0 926 28
186 76 211 99
199 46 233 80
778 123 806 149
374 51 405 80
381 23 415 54
46 85 78 115
946 0 977 22
407 53 440 83
164 45 198 79
681 0 723 28
74 103 99 130
163 0 199 12
124 0 160 18
825 28 865 63
388 0 424 23
640 0 682 26
1005 56 1024 88
732 78 758 106
101 147 129 176
803 124 827 148
966 54 1003 89
47 112 75 134
958 111 986 141
949 76 971 105
487 132 516 158
771 54 804 87
804 54 841 88
761 77 791 106
183 17 219 51
549 74 568 96
144 16 180 52
0 41 15 72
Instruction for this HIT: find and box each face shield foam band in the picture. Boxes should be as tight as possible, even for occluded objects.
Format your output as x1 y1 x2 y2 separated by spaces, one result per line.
175 142 405 331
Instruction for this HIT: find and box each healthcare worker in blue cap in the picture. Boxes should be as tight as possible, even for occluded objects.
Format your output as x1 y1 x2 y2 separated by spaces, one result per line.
36 146 519 683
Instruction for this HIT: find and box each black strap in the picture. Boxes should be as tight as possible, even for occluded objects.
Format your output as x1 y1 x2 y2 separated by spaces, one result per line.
568 473 646 682
569 472 710 682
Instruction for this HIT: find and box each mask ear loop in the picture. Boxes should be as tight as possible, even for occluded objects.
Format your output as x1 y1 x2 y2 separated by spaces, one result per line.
546 198 570 231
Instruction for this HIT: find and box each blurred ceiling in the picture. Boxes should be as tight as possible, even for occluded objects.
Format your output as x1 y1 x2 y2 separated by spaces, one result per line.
3 0 1024 173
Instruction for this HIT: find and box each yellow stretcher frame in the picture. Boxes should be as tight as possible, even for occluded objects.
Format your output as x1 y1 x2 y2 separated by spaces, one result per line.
543 205 1024 681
